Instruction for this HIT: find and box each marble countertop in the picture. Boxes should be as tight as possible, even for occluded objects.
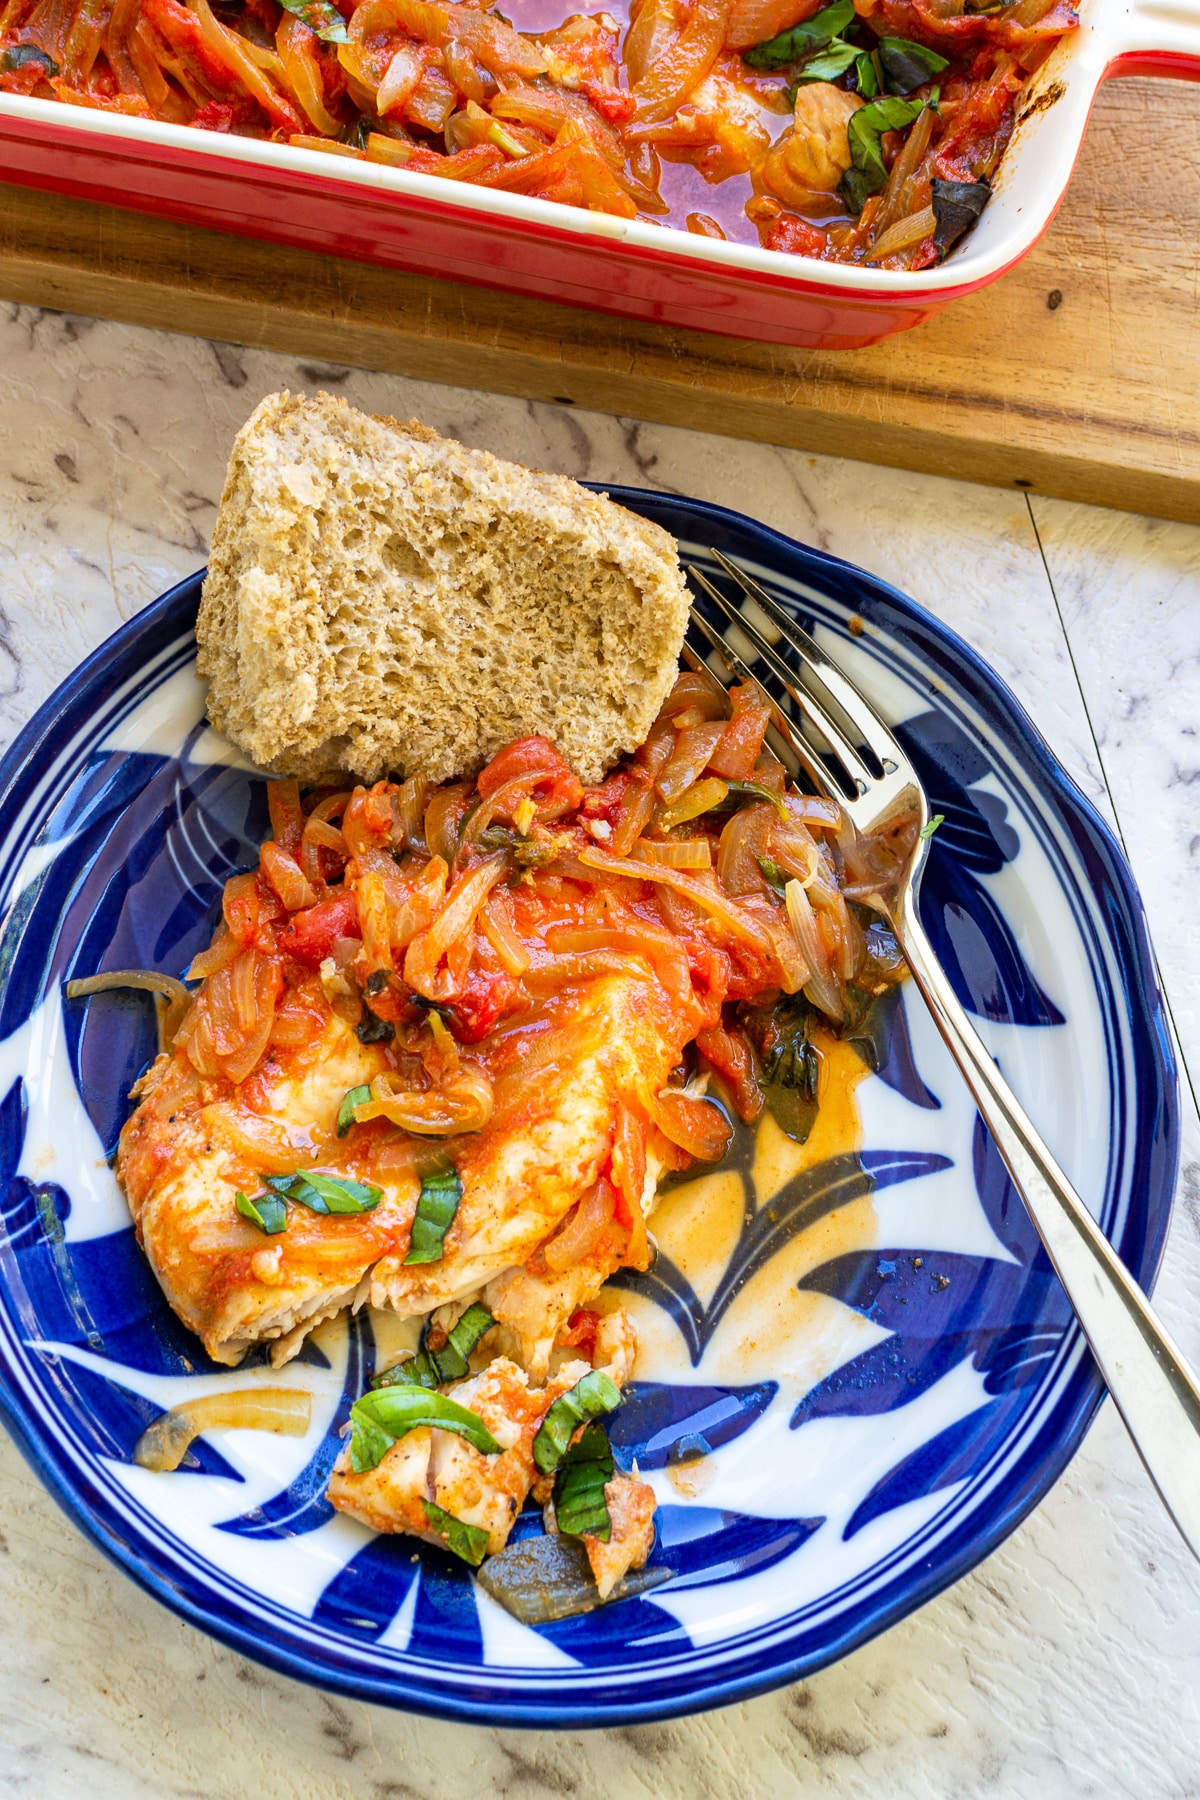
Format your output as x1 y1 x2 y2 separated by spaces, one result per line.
0 299 1198 1799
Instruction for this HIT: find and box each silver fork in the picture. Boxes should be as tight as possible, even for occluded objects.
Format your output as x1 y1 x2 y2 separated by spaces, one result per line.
689 547 1200 1561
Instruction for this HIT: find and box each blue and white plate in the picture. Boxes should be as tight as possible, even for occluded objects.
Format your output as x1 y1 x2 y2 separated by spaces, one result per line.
0 490 1178 1726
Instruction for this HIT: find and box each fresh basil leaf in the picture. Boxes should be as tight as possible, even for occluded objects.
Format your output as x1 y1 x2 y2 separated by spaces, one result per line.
919 811 947 839
278 0 349 40
1 43 60 74
337 1085 371 1135
794 36 859 81
235 1189 288 1235
854 49 880 95
724 780 789 820
743 0 854 66
421 1499 490 1567
348 1409 394 1473
878 36 949 91
553 1421 614 1541
533 1371 622 1476
405 1166 463 1265
838 94 925 212
264 1170 381 1216
372 1303 495 1391
348 1387 501 1472
931 178 990 256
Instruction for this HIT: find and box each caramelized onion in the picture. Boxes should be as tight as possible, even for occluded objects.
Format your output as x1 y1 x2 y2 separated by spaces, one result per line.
785 878 844 1021
355 1063 494 1135
134 1387 312 1472
482 893 531 975
717 805 773 896
577 847 772 950
66 969 193 1048
633 839 712 871
260 841 318 912
543 1178 615 1273
649 1086 733 1161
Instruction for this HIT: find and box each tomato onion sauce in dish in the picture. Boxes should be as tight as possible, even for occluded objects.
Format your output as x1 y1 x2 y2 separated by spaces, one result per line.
0 0 1076 268
102 671 915 1613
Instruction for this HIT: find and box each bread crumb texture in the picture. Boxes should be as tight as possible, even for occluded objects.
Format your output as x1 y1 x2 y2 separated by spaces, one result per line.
196 392 690 786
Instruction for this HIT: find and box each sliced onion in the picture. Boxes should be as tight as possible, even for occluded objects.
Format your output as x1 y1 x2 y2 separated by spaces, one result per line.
481 894 531 976
785 879 844 1022
577 847 772 951
717 805 773 897
66 969 193 1048
260 840 318 912
633 839 711 871
355 1063 494 1135
404 856 506 999
134 1388 312 1472
649 1087 732 1162
543 1178 615 1274
656 721 725 802
657 777 729 832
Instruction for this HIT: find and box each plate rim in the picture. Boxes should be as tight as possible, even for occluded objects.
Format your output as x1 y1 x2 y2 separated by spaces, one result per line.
0 491 1180 1726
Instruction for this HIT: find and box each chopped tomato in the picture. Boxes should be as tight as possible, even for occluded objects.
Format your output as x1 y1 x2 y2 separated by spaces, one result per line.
279 889 360 968
709 682 771 780
477 735 582 811
560 1308 601 1360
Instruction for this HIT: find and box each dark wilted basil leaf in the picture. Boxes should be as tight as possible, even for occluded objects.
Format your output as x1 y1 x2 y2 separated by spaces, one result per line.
761 999 821 1143
235 1189 288 1234
355 1004 393 1044
421 1499 490 1567
724 780 789 819
477 1532 672 1623
744 0 853 65
533 1371 623 1476
1 43 60 74
756 854 789 895
931 177 991 257
838 94 925 212
405 1164 463 1265
336 1084 371 1136
553 1421 614 1541
877 36 949 92
278 0 348 39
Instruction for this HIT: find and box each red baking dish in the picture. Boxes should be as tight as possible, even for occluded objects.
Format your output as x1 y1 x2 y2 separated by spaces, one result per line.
2 0 1199 350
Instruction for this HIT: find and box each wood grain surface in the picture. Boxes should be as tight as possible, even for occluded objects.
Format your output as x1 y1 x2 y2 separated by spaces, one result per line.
2 74 1198 521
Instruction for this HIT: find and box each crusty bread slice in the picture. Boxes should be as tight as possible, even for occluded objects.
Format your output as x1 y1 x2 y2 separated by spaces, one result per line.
196 392 690 786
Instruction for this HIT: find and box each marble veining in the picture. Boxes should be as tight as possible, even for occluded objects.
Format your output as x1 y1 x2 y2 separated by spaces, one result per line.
0 299 1198 1798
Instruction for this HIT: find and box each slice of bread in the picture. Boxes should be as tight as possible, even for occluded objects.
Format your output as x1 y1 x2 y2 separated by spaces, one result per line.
196 392 690 787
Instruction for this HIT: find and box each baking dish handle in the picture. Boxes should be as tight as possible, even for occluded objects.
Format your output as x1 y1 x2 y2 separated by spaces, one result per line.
1106 0 1200 79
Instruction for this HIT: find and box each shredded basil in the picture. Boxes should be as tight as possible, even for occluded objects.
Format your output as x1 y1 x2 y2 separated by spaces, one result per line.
553 1421 614 1541
723 780 789 820
278 0 348 40
533 1371 622 1476
263 1171 382 1216
793 36 859 81
854 49 881 94
743 0 853 66
404 1165 463 1265
756 854 789 895
839 94 927 213
348 1386 501 1472
355 1005 393 1045
878 36 949 91
919 812 946 839
372 1304 495 1390
1 43 59 73
421 1498 490 1567
235 1189 288 1235
337 1085 371 1137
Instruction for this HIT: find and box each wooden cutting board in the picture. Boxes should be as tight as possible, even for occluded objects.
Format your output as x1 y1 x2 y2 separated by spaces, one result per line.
2 74 1198 523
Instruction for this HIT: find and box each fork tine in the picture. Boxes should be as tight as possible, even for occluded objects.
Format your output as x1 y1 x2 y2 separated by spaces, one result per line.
679 643 799 783
685 603 839 800
690 564 877 798
709 548 906 774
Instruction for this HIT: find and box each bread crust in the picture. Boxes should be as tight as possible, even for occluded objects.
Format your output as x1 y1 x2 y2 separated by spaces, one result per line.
197 392 690 786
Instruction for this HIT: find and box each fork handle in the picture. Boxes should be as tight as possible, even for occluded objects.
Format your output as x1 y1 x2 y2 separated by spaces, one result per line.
895 889 1200 1558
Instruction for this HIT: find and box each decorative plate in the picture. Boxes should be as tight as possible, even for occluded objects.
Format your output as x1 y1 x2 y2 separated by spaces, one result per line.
0 489 1178 1726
